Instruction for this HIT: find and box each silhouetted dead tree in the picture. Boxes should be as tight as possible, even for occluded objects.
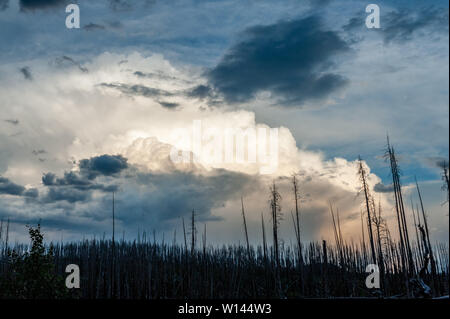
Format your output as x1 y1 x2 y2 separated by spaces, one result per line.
329 203 344 264
182 217 187 253
241 197 251 260
291 174 304 294
411 201 424 267
202 224 207 256
292 175 302 262
269 181 283 297
358 156 377 265
413 225 432 298
385 138 415 296
360 209 367 263
191 209 196 255
372 199 386 292
261 212 267 262
5 218 9 252
269 181 282 267
415 177 437 296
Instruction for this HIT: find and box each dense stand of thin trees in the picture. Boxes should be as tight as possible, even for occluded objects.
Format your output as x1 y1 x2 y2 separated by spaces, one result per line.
0 233 447 298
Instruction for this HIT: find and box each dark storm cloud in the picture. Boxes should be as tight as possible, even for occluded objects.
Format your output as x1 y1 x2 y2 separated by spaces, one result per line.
0 176 25 196
39 154 126 203
79 154 128 179
23 188 39 198
43 171 90 187
39 179 115 203
83 23 106 32
121 168 259 224
134 71 149 78
3 119 19 125
43 155 128 183
373 182 395 193
43 187 91 203
19 66 32 80
42 171 118 192
82 21 123 32
0 176 39 198
187 85 215 100
158 101 180 109
3 169 258 234
19 0 68 11
54 56 88 73
206 15 350 106
0 0 8 11
41 172 56 186
99 83 175 99
9 152 259 233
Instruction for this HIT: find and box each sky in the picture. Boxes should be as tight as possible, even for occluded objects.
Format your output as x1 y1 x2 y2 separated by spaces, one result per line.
0 0 448 246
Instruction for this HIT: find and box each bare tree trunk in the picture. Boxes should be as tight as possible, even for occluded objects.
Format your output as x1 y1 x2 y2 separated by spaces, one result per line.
241 197 251 260
191 209 196 255
270 181 281 267
385 138 413 296
182 217 188 253
358 157 377 265
202 224 207 256
360 209 367 264
416 225 432 298
5 218 9 252
411 201 424 267
261 212 267 262
329 203 343 264
375 200 385 293
292 175 304 294
415 178 437 296
269 181 282 297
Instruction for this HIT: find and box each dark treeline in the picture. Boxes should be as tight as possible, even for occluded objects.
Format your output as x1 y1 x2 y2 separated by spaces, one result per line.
0 233 448 299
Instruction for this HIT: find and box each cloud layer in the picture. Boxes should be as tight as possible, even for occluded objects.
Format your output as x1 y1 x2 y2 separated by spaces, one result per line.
0 52 397 243
0 1 448 244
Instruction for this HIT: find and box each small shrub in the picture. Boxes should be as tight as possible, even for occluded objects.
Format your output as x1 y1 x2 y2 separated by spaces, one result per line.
0 224 70 299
